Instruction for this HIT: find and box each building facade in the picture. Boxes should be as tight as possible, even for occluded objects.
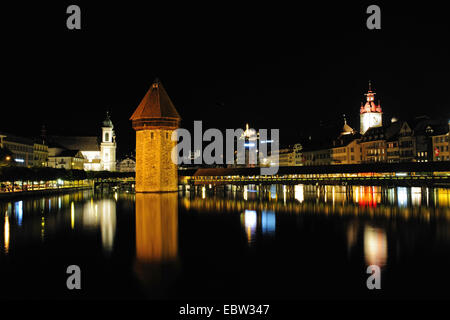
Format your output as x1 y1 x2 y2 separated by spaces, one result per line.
118 157 136 172
130 78 181 192
0 132 48 167
432 121 450 161
47 113 117 171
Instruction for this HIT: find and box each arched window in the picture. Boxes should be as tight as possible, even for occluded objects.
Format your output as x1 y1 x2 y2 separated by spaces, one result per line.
105 132 109 142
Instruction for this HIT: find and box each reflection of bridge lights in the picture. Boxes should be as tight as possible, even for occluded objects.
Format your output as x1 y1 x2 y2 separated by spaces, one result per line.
202 186 206 199
294 184 304 203
71 201 75 229
261 210 275 234
397 187 408 207
242 210 257 243
364 226 387 267
14 201 23 226
411 187 421 206
243 186 248 200
270 185 277 200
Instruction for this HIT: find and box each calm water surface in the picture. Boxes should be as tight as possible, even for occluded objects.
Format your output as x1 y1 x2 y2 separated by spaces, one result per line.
1 185 450 300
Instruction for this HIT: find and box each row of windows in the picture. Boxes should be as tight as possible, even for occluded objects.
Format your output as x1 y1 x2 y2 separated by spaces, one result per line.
436 145 449 152
434 136 449 143
149 131 171 139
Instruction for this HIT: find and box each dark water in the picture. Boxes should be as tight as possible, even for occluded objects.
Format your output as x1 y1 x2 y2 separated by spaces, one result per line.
1 185 450 300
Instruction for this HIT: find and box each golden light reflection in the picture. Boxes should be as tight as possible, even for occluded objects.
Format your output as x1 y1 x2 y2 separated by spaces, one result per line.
71 201 75 229
411 187 421 206
436 188 450 207
100 200 116 253
4 215 10 254
82 199 116 253
241 210 257 244
364 225 387 267
294 184 304 203
135 193 178 263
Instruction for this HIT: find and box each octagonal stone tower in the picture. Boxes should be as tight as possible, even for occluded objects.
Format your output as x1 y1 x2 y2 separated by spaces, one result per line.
130 78 181 192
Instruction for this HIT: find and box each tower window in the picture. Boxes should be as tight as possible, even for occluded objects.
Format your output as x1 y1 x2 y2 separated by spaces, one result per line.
105 132 109 142
166 132 169 139
151 132 154 139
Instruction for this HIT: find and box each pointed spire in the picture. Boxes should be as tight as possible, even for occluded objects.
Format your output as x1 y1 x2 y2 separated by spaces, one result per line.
368 80 372 92
130 78 181 130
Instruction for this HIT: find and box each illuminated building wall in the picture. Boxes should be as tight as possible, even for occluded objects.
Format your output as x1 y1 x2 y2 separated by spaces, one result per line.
131 79 181 192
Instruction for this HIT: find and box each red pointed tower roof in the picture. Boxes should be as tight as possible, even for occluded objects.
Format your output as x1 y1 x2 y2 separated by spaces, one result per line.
130 78 181 130
360 80 382 114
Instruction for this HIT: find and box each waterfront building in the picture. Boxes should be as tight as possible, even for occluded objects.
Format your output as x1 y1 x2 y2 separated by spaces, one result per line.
130 78 181 192
0 132 47 167
331 118 362 164
293 143 303 166
47 149 86 170
299 82 448 166
431 120 450 161
46 113 117 171
269 147 296 167
118 156 136 172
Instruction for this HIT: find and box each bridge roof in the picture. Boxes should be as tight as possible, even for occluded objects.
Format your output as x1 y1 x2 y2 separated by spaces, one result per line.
179 161 450 176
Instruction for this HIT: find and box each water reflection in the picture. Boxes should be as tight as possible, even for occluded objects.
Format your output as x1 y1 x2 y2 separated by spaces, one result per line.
4 215 10 254
241 210 257 243
182 184 450 275
240 209 276 245
363 226 387 267
82 198 117 254
134 193 179 297
0 191 118 255
183 184 450 221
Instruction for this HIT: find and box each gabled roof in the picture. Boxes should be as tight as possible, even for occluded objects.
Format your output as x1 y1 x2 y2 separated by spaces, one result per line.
57 150 85 158
0 132 35 146
130 78 181 120
47 136 100 151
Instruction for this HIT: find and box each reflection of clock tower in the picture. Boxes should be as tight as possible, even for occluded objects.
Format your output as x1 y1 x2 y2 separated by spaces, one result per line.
360 81 382 134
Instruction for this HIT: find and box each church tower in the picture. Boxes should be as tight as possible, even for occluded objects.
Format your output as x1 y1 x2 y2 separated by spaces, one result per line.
130 78 181 193
360 81 382 135
100 112 116 171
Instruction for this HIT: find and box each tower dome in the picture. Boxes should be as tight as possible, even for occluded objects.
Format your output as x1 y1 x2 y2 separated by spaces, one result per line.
341 115 354 135
102 112 114 128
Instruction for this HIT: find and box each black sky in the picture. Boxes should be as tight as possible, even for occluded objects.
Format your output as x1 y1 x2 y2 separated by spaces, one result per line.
1 1 449 157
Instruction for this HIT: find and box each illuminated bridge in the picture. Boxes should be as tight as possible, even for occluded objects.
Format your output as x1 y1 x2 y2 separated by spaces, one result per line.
178 162 450 187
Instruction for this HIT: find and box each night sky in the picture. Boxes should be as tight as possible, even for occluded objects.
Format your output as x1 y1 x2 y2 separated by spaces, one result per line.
2 1 449 157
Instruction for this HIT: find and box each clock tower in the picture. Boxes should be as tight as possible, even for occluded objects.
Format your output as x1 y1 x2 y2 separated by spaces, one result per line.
360 81 382 135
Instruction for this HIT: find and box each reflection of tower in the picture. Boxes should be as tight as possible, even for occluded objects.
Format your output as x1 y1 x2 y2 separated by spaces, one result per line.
360 81 383 135
130 78 181 192
134 193 179 297
100 112 116 171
